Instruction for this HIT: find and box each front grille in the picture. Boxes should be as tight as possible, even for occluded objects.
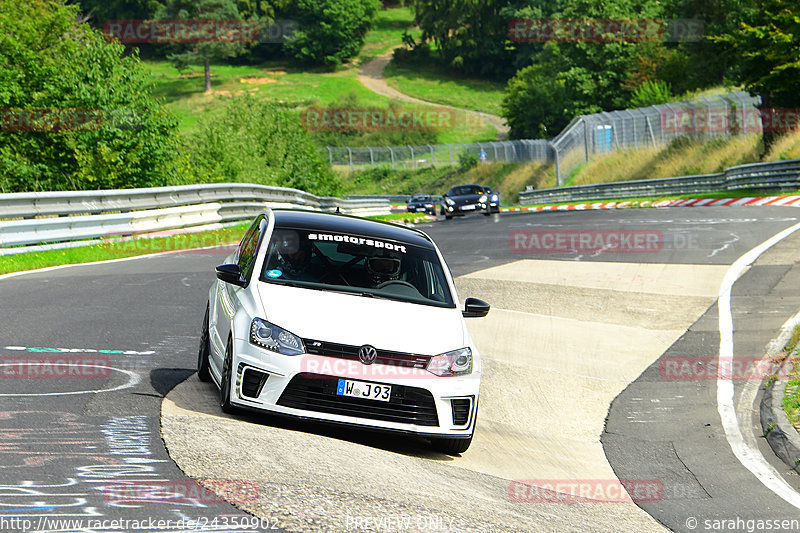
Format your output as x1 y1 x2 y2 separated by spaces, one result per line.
277 373 439 427
302 339 430 369
451 398 472 426
241 368 268 399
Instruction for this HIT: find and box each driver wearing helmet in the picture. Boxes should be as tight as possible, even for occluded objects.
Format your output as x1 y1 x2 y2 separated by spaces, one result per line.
270 230 318 281
366 253 402 287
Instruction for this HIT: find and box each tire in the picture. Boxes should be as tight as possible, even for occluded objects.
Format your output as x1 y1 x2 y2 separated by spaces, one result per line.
197 305 212 383
430 435 473 454
445 214 452 220
483 211 490 216
219 335 237 414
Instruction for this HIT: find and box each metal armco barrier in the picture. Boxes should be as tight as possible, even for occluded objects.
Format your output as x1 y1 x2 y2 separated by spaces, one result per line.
0 183 390 248
519 159 800 205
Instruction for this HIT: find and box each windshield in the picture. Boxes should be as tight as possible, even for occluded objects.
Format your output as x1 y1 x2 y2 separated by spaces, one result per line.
410 194 430 202
448 185 482 196
260 228 455 308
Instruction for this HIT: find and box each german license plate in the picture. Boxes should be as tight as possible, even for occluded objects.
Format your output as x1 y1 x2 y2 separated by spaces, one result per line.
461 204 475 210
336 379 391 402
416 207 426 212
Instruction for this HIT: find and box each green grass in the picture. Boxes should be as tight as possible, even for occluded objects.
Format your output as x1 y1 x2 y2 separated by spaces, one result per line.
142 7 496 143
358 7 422 63
383 62 506 117
144 59 494 143
782 326 800 432
368 212 435 223
0 224 249 275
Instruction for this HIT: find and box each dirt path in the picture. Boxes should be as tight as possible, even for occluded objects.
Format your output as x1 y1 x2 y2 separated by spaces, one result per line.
358 50 509 141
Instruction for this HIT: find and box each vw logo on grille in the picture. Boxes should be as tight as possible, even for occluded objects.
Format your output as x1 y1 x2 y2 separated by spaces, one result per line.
358 345 378 365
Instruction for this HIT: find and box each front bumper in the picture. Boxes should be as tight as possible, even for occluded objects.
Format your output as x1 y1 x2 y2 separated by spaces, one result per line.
227 339 480 438
443 203 487 216
407 205 436 215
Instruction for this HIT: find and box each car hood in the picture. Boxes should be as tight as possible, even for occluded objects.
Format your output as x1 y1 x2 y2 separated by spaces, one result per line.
256 282 467 355
448 193 483 203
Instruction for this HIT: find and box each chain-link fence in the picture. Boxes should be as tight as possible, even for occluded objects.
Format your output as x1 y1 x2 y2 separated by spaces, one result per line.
322 91 762 184
322 139 554 170
551 91 760 185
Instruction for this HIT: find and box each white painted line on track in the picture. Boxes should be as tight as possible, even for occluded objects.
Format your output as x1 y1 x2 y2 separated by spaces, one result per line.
0 244 232 282
717 219 800 509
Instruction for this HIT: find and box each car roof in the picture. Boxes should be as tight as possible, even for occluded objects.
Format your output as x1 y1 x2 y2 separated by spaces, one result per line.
271 209 435 249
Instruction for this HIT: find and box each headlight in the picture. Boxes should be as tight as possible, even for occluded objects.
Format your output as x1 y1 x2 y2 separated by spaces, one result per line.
479 195 487 203
445 198 455 206
427 347 472 377
249 318 304 356
491 194 498 202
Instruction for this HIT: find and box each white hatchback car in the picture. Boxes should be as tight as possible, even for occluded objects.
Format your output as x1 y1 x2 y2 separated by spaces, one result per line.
198 209 490 453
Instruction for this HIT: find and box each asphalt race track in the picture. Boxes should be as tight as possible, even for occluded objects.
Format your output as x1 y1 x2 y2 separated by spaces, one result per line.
2 207 800 532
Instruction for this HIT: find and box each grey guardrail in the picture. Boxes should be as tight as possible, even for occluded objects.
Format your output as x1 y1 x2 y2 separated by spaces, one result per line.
519 159 800 205
348 194 443 204
0 183 390 248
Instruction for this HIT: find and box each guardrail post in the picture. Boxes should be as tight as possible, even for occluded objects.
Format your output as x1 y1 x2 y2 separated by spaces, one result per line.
555 148 562 186
428 144 434 167
646 116 657 148
581 117 589 161
389 147 395 170
326 146 333 165
408 146 415 170
347 147 353 170
368 147 374 168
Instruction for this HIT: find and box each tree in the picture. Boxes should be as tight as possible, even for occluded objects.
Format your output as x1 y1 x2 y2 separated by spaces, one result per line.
185 97 341 196
282 0 380 67
155 0 248 92
0 0 179 192
713 0 800 152
70 0 164 28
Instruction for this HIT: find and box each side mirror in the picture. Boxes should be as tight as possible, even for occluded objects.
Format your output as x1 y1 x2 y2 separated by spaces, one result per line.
216 264 245 286
462 297 490 318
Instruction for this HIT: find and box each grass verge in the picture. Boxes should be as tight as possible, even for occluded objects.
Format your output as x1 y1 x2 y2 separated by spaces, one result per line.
0 224 249 276
383 62 506 117
782 326 800 432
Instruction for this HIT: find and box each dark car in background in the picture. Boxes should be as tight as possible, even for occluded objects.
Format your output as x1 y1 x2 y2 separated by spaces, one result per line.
442 184 491 219
406 193 437 216
482 186 500 214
